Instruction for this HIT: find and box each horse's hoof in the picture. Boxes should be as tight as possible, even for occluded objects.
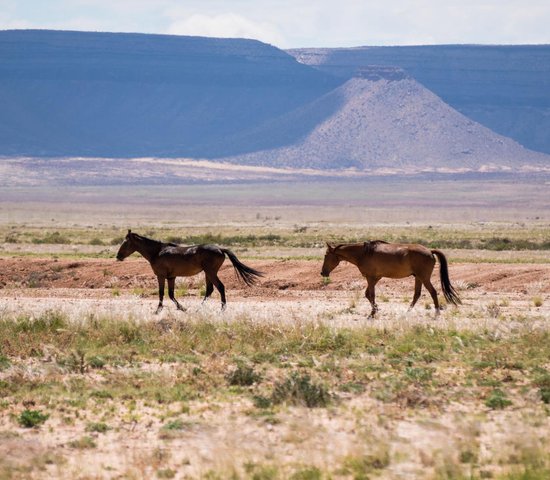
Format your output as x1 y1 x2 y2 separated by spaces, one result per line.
221 303 227 311
155 306 163 315
176 304 186 312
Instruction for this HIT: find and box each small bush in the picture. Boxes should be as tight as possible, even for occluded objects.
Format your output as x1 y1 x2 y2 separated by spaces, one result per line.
226 364 261 386
459 450 478 463
86 422 110 433
162 419 187 431
88 355 106 369
338 450 390 477
243 462 279 480
404 366 433 383
290 467 322 480
68 436 96 449
90 390 113 400
534 371 550 404
253 395 272 409
532 297 543 308
0 354 10 370
89 237 105 246
271 372 330 408
157 469 177 479
18 409 49 428
485 389 512 410
159 418 192 440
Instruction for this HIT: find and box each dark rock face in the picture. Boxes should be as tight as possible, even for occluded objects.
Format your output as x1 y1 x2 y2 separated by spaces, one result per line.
0 30 338 157
288 45 550 155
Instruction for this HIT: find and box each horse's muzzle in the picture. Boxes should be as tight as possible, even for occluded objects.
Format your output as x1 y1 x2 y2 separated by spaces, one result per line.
116 256 124 261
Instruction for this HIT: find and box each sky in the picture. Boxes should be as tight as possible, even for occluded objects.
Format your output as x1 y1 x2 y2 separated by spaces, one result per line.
1 0 549 48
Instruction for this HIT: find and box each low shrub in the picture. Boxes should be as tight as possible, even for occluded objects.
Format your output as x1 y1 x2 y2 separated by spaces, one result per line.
271 372 330 408
18 409 49 428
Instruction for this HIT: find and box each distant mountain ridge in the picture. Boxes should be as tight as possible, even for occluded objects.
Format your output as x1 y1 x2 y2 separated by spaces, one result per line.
0 29 338 158
288 44 550 155
0 30 549 177
222 66 547 171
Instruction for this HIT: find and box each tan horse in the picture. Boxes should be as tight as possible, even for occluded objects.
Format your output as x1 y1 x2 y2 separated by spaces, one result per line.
321 240 460 317
116 230 263 314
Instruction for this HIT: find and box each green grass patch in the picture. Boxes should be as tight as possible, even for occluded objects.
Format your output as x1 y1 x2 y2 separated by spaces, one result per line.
485 389 513 410
17 409 49 428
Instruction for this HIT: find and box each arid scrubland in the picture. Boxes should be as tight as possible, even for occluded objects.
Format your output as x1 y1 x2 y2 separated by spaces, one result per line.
0 179 549 479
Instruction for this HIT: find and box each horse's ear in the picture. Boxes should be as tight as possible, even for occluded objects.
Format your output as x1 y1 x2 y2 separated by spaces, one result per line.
128 229 132 234
326 242 334 252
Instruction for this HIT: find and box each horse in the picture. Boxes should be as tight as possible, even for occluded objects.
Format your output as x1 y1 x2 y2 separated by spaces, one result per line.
321 240 461 317
116 230 263 314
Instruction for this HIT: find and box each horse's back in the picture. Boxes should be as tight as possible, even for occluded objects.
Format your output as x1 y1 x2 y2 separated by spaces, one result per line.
364 241 435 278
155 243 225 277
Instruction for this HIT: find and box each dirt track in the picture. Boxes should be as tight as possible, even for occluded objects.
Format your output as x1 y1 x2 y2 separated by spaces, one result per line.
0 257 549 295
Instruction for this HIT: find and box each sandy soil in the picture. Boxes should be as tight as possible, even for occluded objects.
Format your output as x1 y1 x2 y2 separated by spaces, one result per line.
1 257 549 294
1 257 549 479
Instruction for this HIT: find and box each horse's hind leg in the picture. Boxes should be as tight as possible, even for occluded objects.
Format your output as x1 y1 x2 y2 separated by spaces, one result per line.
156 276 165 314
167 277 186 311
365 277 380 318
201 279 214 304
409 276 422 311
205 270 226 310
214 276 227 310
421 277 440 314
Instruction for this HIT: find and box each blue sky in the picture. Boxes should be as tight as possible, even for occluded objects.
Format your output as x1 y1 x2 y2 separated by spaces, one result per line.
1 0 549 48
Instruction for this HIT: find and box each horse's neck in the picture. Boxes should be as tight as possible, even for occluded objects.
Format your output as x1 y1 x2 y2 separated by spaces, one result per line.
336 244 363 266
134 237 162 262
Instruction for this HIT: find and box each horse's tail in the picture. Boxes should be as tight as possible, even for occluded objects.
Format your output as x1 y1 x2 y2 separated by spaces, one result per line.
221 249 264 287
431 249 461 306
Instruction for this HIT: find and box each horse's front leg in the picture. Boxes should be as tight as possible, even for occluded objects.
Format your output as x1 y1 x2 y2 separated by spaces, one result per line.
168 277 186 311
155 276 165 314
365 277 380 318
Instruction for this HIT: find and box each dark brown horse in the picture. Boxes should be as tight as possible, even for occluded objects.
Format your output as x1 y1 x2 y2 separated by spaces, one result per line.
321 240 460 317
116 230 263 313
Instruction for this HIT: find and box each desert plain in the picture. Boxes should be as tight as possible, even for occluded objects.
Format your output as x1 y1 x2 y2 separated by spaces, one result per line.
0 175 549 480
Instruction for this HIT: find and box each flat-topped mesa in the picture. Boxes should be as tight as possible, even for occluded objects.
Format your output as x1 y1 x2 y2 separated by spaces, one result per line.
353 66 409 81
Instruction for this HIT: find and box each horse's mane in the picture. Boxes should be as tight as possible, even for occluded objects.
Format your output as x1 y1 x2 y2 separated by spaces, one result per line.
131 232 177 247
363 240 388 254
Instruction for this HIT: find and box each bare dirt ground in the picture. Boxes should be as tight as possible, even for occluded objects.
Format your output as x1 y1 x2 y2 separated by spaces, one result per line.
1 257 550 294
1 258 549 479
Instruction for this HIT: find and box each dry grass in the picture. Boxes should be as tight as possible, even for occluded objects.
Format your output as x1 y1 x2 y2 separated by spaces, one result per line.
0 294 549 479
0 181 549 478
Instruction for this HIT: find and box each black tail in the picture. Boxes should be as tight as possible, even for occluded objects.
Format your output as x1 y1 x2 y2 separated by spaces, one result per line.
432 250 461 306
222 249 264 287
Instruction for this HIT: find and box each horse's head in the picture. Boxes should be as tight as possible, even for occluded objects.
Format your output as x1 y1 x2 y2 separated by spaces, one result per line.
116 229 137 261
321 243 341 277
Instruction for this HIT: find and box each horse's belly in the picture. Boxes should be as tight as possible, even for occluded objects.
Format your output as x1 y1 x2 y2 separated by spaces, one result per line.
153 257 203 277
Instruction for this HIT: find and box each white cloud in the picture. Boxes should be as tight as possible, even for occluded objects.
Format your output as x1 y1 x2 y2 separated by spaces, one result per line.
166 13 285 46
1 0 549 47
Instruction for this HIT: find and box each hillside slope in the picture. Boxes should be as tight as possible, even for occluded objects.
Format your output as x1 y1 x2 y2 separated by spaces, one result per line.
0 30 338 158
224 67 548 171
288 45 550 155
